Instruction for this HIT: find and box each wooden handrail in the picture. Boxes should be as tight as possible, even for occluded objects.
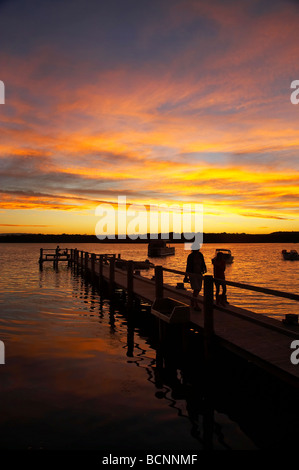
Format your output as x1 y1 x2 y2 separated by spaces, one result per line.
162 267 186 276
162 266 299 302
42 248 67 252
68 250 298 303
214 277 299 302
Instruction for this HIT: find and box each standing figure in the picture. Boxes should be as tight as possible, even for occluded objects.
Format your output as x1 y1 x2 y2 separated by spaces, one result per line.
212 251 229 306
185 246 207 311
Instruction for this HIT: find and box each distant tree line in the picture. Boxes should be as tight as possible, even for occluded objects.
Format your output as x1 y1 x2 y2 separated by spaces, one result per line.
0 231 298 243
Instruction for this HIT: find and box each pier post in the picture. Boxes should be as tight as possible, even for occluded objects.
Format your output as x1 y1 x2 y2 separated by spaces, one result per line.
69 248 73 267
126 324 134 357
84 252 89 271
39 248 43 264
155 265 164 346
99 255 103 290
127 261 134 313
91 253 96 282
109 254 115 298
203 275 214 365
203 275 215 450
80 250 83 268
155 266 164 299
53 247 59 269
77 249 80 265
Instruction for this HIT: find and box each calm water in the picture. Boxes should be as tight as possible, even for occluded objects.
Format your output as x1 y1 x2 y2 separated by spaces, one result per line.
0 242 298 451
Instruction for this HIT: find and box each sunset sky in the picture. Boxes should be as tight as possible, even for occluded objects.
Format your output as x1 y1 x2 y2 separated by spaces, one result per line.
0 0 298 235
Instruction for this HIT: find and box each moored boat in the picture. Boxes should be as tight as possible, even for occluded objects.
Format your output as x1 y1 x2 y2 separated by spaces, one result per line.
115 259 154 270
282 249 299 260
147 240 175 257
212 248 234 264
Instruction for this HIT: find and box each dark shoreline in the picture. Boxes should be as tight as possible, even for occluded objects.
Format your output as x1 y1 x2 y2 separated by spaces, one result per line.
0 231 298 244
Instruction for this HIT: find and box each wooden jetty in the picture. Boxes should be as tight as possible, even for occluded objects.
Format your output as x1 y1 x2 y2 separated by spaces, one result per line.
40 248 299 388
39 247 71 267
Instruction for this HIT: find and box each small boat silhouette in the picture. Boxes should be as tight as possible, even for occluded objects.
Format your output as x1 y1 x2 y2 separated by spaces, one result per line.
282 249 299 260
212 248 234 264
147 240 175 257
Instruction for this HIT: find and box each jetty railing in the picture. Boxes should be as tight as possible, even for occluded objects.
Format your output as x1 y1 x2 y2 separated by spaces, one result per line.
39 247 72 267
47 249 299 318
161 266 299 328
67 250 299 317
217 278 299 303
45 249 298 333
67 250 299 340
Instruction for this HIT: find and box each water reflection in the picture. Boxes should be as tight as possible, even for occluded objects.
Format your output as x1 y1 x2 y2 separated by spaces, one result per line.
126 325 134 358
122 308 234 450
124 323 203 444
109 301 116 332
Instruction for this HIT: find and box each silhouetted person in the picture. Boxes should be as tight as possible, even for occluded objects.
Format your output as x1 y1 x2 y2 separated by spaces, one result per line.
212 251 228 306
185 245 207 311
55 245 60 257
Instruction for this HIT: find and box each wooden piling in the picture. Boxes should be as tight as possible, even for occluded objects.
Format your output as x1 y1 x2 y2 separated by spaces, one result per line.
99 255 104 290
202 275 215 449
68 248 73 267
84 252 89 271
203 275 214 365
39 248 43 270
91 253 96 282
127 260 134 312
155 265 164 299
109 254 115 298
53 247 58 268
154 266 164 346
126 325 134 357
